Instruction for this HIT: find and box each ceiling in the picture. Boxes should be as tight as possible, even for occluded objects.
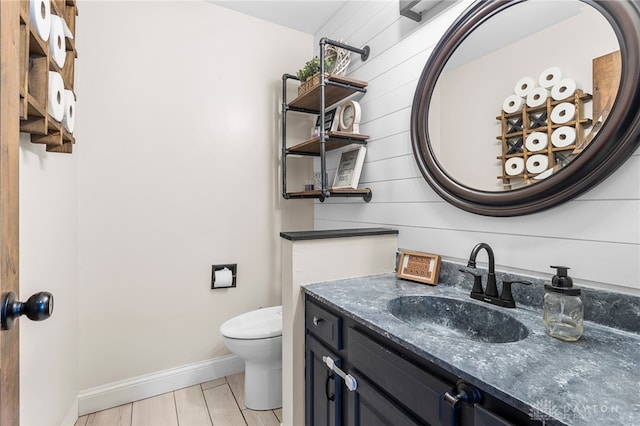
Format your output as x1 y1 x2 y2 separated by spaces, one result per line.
209 1 349 34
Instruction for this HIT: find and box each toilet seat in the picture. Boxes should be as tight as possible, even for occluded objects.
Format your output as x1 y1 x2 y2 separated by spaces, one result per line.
220 306 282 339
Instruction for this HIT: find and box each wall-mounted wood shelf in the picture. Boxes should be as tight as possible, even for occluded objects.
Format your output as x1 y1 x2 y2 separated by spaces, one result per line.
19 0 78 153
288 75 368 113
285 188 372 202
287 131 369 155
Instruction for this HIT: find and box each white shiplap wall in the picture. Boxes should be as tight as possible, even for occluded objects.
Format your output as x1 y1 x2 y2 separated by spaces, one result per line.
313 0 640 293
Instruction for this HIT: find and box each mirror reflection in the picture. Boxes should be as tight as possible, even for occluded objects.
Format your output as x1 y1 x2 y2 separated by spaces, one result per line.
429 1 620 192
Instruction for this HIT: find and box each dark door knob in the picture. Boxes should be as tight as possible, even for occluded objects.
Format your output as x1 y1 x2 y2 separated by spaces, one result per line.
1 291 54 331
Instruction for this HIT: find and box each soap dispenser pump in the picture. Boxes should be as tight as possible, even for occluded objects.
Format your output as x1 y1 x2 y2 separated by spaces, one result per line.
543 266 583 341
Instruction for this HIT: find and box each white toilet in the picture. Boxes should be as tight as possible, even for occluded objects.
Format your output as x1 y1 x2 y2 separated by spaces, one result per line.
220 306 283 410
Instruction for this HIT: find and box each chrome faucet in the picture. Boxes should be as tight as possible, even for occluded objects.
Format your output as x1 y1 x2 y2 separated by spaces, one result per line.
460 243 531 308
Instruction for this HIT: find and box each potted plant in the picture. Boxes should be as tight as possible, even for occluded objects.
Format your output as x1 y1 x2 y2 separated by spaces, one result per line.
296 43 351 96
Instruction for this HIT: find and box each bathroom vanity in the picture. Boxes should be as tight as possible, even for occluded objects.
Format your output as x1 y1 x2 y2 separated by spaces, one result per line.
303 265 640 426
305 297 531 426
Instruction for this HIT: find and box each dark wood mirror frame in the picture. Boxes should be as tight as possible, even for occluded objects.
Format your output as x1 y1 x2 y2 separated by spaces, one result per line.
411 0 640 216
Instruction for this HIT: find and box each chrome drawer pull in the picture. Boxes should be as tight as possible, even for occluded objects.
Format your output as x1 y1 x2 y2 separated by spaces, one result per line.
444 381 483 409
313 315 324 326
322 356 357 392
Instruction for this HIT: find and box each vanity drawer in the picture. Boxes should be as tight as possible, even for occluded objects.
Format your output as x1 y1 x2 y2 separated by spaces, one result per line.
475 405 516 426
348 327 455 425
306 299 343 351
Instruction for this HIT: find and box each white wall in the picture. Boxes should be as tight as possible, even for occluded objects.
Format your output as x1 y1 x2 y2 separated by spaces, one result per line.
314 1 639 294
75 0 312 394
19 135 79 425
281 234 398 426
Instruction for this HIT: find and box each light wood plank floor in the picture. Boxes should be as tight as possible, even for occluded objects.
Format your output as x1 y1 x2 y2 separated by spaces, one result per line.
75 373 282 426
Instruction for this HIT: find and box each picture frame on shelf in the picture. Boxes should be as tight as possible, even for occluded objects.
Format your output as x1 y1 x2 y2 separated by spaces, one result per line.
397 251 441 285
312 108 338 137
332 146 366 189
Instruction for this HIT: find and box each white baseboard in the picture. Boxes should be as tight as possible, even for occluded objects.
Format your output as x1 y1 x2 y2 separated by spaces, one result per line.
78 354 244 415
61 397 79 426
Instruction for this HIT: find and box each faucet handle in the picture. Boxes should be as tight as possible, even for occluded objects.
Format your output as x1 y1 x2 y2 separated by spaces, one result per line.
500 280 532 306
459 269 484 295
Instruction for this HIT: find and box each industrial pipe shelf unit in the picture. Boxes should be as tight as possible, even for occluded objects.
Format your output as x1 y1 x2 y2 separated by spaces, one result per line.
281 38 371 202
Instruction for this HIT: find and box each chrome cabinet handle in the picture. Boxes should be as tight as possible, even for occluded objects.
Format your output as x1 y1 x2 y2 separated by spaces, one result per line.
313 315 324 326
444 380 482 409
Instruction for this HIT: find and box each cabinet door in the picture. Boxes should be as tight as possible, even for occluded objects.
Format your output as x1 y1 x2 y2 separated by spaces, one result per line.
306 334 342 426
348 328 455 425
347 372 423 426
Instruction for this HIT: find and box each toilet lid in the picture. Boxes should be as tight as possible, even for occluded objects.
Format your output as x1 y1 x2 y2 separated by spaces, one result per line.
220 306 282 339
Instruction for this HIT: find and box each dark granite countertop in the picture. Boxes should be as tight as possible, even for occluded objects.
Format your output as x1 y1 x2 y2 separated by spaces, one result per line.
279 228 398 241
303 269 640 426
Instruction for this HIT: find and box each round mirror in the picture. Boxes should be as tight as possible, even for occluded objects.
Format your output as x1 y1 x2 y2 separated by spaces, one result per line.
411 0 640 216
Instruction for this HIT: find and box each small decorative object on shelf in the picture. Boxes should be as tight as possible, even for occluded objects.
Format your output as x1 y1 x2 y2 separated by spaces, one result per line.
338 100 361 133
332 146 366 190
312 108 337 137
314 172 328 190
297 57 332 97
325 40 351 76
397 250 441 285
296 56 326 82
296 39 352 96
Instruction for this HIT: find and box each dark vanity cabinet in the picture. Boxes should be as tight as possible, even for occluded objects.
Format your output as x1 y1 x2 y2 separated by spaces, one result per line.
347 327 456 426
346 371 424 426
306 335 342 426
305 296 540 426
305 300 343 426
305 297 461 426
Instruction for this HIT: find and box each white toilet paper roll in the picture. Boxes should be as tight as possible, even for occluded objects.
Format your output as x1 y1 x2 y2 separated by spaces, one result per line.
29 0 51 42
503 94 523 114
550 102 576 124
505 157 525 176
534 168 555 180
62 18 74 39
47 71 64 122
514 77 537 97
526 87 549 108
214 268 234 288
49 15 66 68
526 154 549 174
551 78 577 101
551 126 576 148
525 132 548 152
62 90 75 133
539 66 562 88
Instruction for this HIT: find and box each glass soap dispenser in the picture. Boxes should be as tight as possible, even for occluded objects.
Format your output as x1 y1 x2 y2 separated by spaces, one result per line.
543 265 583 341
